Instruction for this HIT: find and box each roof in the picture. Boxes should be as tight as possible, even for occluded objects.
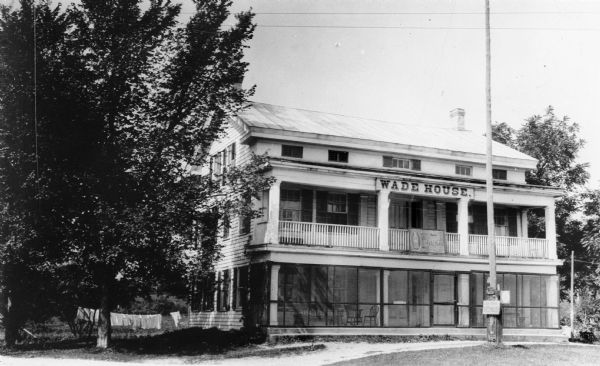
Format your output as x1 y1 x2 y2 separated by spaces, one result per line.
238 103 536 164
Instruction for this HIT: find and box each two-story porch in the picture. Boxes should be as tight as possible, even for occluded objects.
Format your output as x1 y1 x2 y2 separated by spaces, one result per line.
254 179 556 260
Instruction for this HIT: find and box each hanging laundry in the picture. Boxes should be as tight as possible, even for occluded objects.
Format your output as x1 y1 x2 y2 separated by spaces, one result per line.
75 306 161 330
170 311 181 328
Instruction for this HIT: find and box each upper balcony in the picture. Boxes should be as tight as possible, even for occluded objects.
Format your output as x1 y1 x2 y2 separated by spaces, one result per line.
252 181 558 261
277 221 550 259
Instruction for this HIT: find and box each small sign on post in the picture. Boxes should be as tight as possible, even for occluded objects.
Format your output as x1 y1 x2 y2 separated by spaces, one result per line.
500 291 510 304
482 300 501 315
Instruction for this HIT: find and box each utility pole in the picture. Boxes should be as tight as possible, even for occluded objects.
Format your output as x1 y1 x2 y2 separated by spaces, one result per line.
484 0 501 344
570 250 574 339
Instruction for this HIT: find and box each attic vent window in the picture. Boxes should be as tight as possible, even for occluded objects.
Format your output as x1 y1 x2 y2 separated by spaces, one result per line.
493 169 507 180
282 145 303 158
455 165 472 176
383 156 421 171
328 150 348 163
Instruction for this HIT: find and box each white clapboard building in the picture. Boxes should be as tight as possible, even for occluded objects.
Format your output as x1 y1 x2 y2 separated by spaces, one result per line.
189 103 564 341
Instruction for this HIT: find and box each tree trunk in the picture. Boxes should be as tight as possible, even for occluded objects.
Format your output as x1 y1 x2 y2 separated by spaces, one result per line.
96 282 111 348
4 301 19 347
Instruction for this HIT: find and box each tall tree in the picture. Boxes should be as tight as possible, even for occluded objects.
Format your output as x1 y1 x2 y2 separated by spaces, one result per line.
492 106 590 293
0 0 271 348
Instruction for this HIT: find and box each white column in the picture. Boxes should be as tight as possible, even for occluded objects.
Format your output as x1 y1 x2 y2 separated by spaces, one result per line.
269 264 280 326
377 190 390 251
265 181 281 244
382 270 390 326
458 197 470 256
521 209 529 239
545 203 557 259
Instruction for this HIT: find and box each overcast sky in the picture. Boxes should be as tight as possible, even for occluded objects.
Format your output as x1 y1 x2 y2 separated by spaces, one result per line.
7 0 599 188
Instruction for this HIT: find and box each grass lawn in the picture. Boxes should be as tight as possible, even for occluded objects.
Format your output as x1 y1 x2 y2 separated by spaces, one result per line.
328 344 600 366
0 326 326 363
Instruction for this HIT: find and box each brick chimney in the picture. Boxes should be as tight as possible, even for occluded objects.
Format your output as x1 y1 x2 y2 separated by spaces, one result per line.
450 108 466 131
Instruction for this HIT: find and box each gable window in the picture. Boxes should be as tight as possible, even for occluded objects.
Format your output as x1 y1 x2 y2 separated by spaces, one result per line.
493 169 507 180
328 150 348 163
327 193 347 213
282 145 303 158
455 165 472 176
383 156 421 171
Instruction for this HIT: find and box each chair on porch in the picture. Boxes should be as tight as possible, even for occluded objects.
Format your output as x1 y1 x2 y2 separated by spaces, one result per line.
345 305 362 326
363 305 379 326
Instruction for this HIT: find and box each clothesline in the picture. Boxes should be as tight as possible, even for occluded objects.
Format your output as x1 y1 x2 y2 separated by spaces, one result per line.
76 307 172 330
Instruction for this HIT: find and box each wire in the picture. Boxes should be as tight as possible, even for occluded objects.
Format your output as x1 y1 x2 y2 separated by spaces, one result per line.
250 24 600 32
181 11 600 16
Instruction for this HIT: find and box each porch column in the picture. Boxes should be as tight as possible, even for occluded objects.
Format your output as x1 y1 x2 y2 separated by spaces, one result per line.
521 209 529 238
382 270 390 326
269 264 280 326
265 180 281 244
457 197 470 256
377 190 390 251
545 202 557 259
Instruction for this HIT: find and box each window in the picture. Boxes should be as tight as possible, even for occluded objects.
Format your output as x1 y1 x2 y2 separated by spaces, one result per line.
194 272 215 311
282 145 303 158
222 214 230 239
228 143 236 166
239 201 252 236
327 193 347 213
328 150 348 163
233 266 248 310
383 156 421 170
280 189 302 221
493 169 507 180
455 165 472 176
218 270 231 312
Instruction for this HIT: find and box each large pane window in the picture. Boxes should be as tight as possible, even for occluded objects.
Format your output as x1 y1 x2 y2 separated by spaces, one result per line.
470 273 559 329
409 271 430 327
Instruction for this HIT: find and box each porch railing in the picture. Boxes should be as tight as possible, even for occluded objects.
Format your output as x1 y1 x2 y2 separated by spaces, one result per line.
468 234 549 259
388 229 460 255
278 221 379 249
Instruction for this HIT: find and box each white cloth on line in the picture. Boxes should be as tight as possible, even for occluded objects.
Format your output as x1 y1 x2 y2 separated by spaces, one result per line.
170 311 181 328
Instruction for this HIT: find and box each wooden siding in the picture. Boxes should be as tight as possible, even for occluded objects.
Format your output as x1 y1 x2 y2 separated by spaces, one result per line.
211 122 254 272
189 310 244 330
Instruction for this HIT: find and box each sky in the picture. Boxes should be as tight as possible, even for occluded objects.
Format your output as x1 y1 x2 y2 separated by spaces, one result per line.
5 0 599 187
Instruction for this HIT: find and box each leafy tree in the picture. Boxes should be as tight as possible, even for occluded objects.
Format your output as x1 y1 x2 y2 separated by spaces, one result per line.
0 0 272 348
492 106 590 295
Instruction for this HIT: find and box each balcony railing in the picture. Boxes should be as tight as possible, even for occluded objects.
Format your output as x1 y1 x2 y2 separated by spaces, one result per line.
279 221 379 250
468 234 549 259
389 229 460 255
274 222 549 259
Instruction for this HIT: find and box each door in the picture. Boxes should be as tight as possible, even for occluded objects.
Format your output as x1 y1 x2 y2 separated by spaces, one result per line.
433 273 456 326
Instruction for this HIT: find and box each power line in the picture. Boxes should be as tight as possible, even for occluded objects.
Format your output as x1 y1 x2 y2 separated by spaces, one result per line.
182 11 600 16
250 24 600 32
